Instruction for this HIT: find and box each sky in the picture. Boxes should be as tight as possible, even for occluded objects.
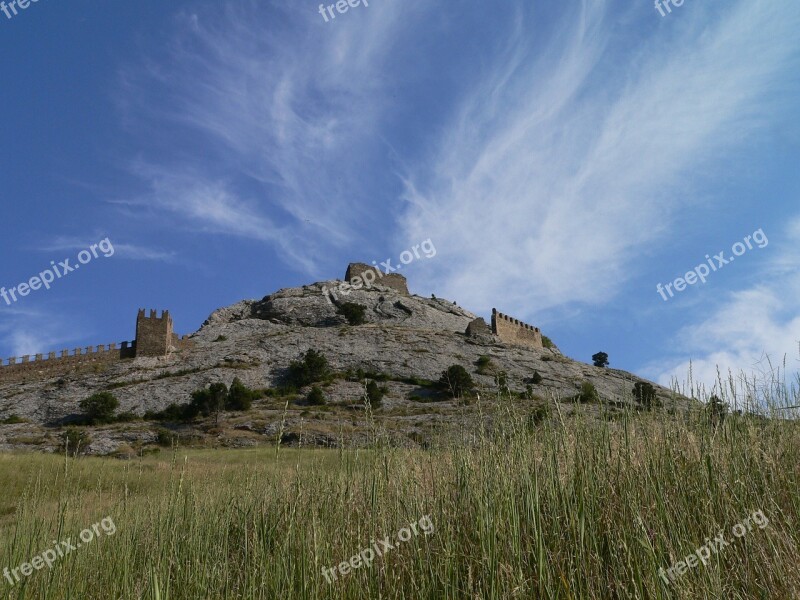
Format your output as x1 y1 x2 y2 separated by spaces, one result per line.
1 0 799 400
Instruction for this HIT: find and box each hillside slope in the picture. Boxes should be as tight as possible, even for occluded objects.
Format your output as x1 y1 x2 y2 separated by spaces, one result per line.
0 278 689 454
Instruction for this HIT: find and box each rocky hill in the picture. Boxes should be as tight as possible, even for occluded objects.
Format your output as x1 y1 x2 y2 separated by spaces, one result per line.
0 271 690 455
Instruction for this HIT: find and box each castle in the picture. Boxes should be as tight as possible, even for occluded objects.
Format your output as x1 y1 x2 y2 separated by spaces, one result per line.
341 263 543 350
0 266 546 384
0 310 188 383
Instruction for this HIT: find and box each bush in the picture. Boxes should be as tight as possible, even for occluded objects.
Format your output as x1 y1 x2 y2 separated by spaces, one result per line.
529 402 552 426
495 371 510 394
531 371 543 385
155 428 175 447
574 381 600 404
287 350 330 388
190 383 228 423
438 365 475 398
0 415 27 425
227 377 255 411
476 355 493 375
116 411 139 423
365 380 386 408
61 428 91 455
592 352 609 368
79 392 119 425
542 336 555 349
306 386 327 406
708 395 728 427
338 303 367 326
145 403 191 422
633 382 658 409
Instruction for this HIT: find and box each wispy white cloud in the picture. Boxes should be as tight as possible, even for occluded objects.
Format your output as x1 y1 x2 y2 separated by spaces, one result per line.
398 0 800 317
36 235 178 263
646 216 800 402
118 1 429 276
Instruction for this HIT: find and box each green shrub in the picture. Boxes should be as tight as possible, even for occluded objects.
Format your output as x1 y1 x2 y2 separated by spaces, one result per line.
155 428 175 447
529 402 552 426
116 411 139 423
190 383 228 423
0 415 27 425
531 371 543 385
542 336 555 349
574 381 600 404
365 380 386 408
306 386 327 406
438 365 475 398
61 428 91 455
708 395 728 426
145 403 190 422
338 303 367 326
495 371 510 394
633 382 658 409
287 350 330 388
476 355 494 375
79 392 119 425
227 377 255 411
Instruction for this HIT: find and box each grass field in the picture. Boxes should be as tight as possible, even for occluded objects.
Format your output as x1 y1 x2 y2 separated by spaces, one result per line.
1 390 799 599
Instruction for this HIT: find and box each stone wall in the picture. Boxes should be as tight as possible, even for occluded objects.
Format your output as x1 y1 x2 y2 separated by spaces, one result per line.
0 342 136 384
0 308 189 385
345 263 409 295
491 309 543 349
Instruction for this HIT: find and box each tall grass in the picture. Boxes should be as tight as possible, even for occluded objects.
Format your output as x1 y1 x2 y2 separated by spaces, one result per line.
1 383 799 598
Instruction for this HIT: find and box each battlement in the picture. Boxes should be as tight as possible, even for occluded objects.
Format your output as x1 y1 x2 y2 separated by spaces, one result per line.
491 308 543 349
0 342 135 367
0 309 189 384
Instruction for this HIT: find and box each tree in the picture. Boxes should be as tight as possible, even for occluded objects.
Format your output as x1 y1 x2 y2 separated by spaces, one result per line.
287 349 330 388
365 380 385 408
306 385 327 406
633 381 658 409
227 377 254 411
79 392 119 425
592 352 609 368
208 383 228 424
189 383 229 423
338 303 367 326
438 365 475 398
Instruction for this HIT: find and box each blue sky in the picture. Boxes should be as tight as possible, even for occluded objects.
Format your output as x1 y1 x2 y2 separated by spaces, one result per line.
1 0 799 395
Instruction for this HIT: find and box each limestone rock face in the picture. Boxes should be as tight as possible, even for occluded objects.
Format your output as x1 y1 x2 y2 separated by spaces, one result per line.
465 317 494 342
0 277 689 455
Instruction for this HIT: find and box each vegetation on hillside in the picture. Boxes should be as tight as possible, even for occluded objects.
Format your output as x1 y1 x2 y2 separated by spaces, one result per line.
1 384 799 598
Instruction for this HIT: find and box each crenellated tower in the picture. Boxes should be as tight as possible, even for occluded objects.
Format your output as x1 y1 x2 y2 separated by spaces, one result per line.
135 309 175 357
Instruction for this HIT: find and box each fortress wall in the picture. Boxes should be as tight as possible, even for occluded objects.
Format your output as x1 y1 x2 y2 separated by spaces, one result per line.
0 308 183 386
344 263 410 295
491 309 543 349
0 342 136 384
